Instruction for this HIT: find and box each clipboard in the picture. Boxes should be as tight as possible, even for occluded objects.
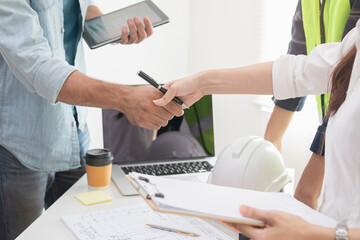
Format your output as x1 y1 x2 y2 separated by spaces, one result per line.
126 173 264 227
126 173 337 228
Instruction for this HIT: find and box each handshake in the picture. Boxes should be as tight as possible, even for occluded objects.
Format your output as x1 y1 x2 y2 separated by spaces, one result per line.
122 70 202 130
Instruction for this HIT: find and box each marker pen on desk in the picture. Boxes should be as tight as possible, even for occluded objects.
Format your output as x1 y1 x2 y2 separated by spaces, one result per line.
137 70 189 109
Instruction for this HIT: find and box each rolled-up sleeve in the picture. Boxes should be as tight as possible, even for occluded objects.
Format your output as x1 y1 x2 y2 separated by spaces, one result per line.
88 0 99 7
0 1 76 104
273 26 358 100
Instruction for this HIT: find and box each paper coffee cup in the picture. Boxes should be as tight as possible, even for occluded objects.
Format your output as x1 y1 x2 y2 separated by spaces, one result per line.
85 149 113 190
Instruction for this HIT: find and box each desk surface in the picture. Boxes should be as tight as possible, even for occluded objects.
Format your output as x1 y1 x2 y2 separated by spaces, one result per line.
17 175 145 240
17 169 294 240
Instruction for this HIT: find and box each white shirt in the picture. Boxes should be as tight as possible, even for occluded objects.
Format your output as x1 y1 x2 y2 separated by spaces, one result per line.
273 20 360 228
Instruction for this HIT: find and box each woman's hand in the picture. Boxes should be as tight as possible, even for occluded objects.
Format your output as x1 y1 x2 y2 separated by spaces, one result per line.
232 205 314 240
153 73 205 108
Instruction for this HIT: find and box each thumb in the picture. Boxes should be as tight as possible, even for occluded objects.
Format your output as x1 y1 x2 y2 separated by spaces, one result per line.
240 205 270 222
153 86 176 106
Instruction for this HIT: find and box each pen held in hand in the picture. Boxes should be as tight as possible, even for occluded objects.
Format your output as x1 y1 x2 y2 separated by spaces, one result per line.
137 70 189 109
146 224 201 237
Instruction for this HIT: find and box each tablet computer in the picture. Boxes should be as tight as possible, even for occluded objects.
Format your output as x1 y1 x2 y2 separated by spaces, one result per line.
83 0 169 49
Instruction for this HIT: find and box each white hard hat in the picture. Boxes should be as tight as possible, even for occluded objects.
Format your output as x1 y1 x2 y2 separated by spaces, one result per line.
208 136 291 192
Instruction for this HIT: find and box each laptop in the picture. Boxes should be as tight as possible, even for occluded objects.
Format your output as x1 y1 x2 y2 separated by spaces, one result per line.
103 96 216 196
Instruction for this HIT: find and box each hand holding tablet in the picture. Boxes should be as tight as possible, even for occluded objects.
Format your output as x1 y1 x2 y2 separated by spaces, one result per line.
119 16 153 45
83 0 169 49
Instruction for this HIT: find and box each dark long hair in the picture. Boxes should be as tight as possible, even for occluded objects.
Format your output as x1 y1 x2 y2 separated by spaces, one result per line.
327 45 357 117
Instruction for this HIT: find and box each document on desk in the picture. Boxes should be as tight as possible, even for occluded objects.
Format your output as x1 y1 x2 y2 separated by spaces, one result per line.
61 203 235 240
127 172 337 228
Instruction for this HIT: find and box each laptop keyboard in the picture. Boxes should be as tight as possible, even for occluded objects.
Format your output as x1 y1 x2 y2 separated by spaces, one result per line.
121 161 213 176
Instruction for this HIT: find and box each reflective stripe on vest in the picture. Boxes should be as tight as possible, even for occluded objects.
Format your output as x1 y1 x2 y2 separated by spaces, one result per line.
301 0 350 119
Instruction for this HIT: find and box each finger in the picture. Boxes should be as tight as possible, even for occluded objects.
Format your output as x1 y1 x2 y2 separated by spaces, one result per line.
133 16 147 43
120 26 128 44
132 113 167 130
153 86 177 107
235 224 263 240
139 121 162 130
162 102 184 117
143 17 153 37
225 221 263 240
146 113 169 128
152 107 174 122
127 18 138 44
240 205 271 222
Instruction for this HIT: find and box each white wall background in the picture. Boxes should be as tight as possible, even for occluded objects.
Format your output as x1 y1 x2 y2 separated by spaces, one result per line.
85 0 191 151
85 0 319 187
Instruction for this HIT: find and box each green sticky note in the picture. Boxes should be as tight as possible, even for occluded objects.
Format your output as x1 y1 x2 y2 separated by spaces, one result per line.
74 191 112 206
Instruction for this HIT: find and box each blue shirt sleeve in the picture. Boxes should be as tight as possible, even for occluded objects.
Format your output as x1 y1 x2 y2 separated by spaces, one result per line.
0 0 76 104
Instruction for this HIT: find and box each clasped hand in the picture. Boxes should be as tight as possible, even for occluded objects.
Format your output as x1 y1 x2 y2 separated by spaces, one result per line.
122 86 184 130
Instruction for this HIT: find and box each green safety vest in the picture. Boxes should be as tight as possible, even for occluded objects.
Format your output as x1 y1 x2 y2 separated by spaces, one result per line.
184 95 214 156
301 0 350 119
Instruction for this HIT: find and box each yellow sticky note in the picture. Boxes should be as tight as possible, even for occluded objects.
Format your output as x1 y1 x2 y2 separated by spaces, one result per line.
74 191 112 206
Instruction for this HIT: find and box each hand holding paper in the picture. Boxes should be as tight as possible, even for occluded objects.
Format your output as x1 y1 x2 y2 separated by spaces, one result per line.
227 205 317 239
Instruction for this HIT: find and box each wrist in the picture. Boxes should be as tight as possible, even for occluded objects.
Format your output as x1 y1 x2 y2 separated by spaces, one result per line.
303 225 335 240
335 223 348 240
113 84 132 113
197 70 218 96
58 71 132 111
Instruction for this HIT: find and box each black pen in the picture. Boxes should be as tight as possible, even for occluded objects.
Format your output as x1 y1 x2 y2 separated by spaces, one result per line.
137 70 189 109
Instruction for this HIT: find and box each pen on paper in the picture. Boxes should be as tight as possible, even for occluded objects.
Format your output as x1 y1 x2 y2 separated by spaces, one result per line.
137 70 189 109
146 224 201 237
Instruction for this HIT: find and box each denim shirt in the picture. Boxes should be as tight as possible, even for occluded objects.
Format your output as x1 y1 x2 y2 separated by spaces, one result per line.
0 0 92 171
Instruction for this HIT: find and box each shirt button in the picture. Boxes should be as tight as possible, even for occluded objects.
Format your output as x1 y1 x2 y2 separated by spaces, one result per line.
72 121 77 127
61 27 65 34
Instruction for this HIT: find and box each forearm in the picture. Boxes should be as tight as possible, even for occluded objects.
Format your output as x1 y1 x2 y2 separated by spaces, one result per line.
294 153 324 209
198 62 274 95
57 71 130 112
264 106 294 152
349 229 360 239
85 5 102 20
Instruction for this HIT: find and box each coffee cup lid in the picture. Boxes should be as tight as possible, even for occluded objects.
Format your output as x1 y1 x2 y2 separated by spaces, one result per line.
85 148 113 166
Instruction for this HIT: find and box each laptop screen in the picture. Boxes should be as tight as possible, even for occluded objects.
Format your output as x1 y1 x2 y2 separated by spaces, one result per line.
102 95 214 164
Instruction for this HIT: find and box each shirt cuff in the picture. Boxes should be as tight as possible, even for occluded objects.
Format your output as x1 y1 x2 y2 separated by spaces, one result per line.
272 54 297 100
88 0 99 7
272 96 307 112
34 58 77 104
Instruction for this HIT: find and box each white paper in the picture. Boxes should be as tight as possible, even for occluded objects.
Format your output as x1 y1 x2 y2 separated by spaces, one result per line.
130 172 337 228
61 203 235 240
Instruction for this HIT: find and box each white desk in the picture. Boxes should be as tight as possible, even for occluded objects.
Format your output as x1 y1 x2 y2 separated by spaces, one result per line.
17 169 294 240
17 175 145 240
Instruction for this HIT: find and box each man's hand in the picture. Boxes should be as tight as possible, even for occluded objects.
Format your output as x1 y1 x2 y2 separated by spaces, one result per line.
85 6 153 45
120 85 183 130
120 16 153 44
57 71 182 130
